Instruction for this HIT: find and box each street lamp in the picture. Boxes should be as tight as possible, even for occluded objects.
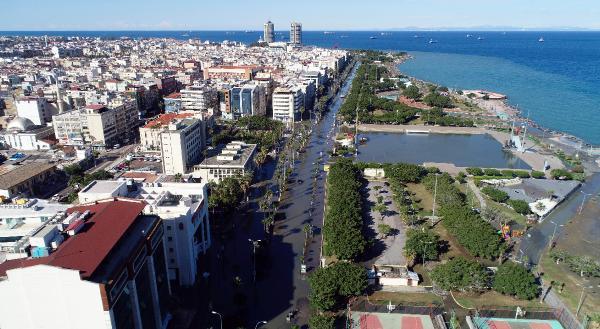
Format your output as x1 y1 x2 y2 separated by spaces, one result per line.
431 173 440 224
579 191 593 215
211 311 222 329
248 239 261 283
575 284 594 317
422 241 433 268
255 320 268 329
548 220 564 249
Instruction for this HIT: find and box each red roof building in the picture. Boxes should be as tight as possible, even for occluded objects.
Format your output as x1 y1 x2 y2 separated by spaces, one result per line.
0 198 171 329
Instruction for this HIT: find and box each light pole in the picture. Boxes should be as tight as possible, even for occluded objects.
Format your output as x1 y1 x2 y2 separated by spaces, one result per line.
248 239 261 283
422 241 433 268
548 220 564 249
211 311 222 329
431 173 439 224
254 320 268 329
575 284 594 317
579 191 592 215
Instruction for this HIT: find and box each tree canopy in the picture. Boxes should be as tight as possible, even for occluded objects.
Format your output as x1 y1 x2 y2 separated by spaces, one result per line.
493 262 539 300
323 159 366 260
308 262 368 311
431 257 489 292
404 229 440 263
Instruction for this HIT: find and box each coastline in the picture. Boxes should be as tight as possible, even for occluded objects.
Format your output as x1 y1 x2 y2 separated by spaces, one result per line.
395 54 598 150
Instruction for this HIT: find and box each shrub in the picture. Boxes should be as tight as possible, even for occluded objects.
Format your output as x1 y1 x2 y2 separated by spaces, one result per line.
466 167 484 176
550 169 573 180
508 199 531 215
481 186 509 203
531 170 545 179
483 168 502 176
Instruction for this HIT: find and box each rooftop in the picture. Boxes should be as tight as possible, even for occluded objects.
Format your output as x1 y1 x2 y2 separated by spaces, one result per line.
195 142 257 169
142 112 195 129
0 162 56 190
497 178 580 203
0 199 151 281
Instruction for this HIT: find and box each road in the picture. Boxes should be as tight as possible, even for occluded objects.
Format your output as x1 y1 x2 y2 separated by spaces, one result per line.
518 173 600 266
203 64 358 329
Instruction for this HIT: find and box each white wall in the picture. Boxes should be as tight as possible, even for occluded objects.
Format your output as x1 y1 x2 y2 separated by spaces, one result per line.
0 265 109 329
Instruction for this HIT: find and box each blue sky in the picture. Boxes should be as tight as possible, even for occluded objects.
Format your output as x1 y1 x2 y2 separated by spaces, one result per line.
2 0 600 31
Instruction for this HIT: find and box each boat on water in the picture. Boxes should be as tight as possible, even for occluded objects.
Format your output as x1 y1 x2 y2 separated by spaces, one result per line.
413 35 422 38
369 36 377 40
539 37 545 42
429 39 438 44
181 33 189 37
466 34 473 38
359 137 368 144
478 36 485 40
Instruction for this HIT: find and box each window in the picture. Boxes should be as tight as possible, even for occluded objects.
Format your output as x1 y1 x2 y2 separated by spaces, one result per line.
167 237 173 241
169 248 174 253
166 225 172 231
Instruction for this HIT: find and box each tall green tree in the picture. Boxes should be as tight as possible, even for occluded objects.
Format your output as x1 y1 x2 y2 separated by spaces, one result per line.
431 257 489 292
404 229 440 263
493 262 538 300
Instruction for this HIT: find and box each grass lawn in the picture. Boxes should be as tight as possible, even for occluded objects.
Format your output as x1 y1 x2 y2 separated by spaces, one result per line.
406 183 433 215
453 291 550 310
369 291 443 306
539 253 600 320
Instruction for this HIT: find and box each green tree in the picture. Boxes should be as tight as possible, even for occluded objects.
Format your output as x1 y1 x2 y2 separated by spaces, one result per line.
403 85 421 100
493 262 539 300
431 257 489 292
377 223 392 237
404 229 440 263
323 159 366 260
309 314 336 329
308 262 367 311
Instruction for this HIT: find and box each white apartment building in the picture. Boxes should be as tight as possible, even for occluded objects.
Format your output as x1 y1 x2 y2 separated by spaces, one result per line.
78 179 211 286
193 141 257 183
139 112 205 175
180 84 217 112
52 101 138 147
272 86 304 123
16 96 51 126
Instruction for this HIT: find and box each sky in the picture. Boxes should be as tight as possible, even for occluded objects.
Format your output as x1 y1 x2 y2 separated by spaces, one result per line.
2 0 600 31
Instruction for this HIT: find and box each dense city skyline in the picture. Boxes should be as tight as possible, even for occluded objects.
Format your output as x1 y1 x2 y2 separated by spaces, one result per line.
2 0 600 31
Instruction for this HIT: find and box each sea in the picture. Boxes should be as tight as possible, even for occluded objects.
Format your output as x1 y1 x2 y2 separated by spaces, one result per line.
3 30 600 144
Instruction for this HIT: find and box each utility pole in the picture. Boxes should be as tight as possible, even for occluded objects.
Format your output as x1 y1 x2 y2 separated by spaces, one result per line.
431 173 439 225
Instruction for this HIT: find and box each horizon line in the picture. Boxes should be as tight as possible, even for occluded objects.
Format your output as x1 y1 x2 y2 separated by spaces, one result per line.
1 28 600 32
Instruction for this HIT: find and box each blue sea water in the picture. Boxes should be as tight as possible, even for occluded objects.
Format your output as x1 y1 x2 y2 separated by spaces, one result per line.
3 30 600 144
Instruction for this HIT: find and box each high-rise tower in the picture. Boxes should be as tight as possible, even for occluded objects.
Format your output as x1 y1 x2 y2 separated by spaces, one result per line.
290 22 302 45
263 21 275 43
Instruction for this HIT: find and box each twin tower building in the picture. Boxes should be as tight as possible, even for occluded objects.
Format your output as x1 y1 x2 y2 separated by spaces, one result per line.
263 21 302 45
